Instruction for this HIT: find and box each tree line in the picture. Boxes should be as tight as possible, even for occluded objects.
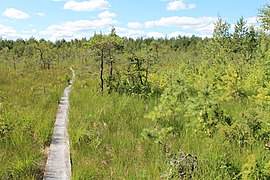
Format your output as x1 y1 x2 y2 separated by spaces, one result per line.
1 3 270 96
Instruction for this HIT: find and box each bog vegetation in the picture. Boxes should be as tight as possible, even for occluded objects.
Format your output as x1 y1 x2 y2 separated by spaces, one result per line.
1 3 270 180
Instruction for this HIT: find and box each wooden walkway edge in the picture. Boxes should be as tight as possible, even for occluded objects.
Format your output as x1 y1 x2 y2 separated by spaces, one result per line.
43 67 75 180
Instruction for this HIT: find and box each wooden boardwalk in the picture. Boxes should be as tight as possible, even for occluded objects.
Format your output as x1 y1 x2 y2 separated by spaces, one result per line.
43 68 75 180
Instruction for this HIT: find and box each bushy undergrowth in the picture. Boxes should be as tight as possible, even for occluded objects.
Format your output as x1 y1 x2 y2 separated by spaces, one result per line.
70 51 270 179
144 58 270 179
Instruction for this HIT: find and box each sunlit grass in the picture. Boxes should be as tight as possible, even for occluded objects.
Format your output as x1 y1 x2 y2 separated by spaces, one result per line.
69 62 269 179
0 66 71 179
69 67 165 179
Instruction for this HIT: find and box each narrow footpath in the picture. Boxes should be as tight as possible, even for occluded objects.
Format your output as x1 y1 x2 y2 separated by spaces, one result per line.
43 67 75 180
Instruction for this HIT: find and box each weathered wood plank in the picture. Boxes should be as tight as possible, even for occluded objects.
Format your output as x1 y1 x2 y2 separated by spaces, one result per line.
43 67 75 180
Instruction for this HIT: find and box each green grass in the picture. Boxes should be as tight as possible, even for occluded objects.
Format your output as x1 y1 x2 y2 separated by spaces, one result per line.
69 62 269 179
69 66 166 179
1 50 269 179
0 65 71 179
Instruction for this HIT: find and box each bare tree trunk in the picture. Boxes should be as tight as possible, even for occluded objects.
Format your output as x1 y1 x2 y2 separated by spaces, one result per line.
100 49 104 94
145 67 149 85
108 49 114 94
155 44 159 61
136 58 144 85
13 54 20 70
35 47 45 68
109 49 113 78
13 61 16 70
47 60 51 69
139 73 144 85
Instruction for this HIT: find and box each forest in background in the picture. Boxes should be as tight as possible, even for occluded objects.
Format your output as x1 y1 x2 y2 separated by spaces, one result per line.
0 3 270 179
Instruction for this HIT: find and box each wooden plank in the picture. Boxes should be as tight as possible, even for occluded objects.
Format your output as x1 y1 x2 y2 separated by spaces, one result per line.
43 68 75 180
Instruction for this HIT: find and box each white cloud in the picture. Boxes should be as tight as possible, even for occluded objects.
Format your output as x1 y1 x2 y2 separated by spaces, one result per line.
167 0 196 10
114 27 207 39
40 12 118 40
193 23 215 35
63 0 110 11
146 32 166 39
32 29 37 33
37 12 45 17
2 8 30 19
246 17 258 26
167 31 192 38
114 27 146 38
65 18 117 31
146 31 207 39
40 14 214 41
22 29 38 34
127 22 143 29
98 11 116 19
145 16 216 35
39 25 72 39
0 24 39 40
0 24 16 38
188 4 196 9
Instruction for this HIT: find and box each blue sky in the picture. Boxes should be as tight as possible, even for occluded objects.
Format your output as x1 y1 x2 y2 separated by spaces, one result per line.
0 0 268 40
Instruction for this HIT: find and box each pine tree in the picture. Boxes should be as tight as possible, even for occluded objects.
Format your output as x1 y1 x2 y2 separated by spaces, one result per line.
232 17 248 54
258 3 270 31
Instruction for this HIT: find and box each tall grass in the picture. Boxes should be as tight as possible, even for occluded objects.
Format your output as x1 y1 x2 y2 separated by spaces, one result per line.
69 60 269 179
69 66 167 179
0 65 71 179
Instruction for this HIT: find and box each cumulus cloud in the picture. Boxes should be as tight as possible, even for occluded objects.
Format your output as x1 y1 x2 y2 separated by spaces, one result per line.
40 13 214 40
0 24 17 38
246 17 258 26
167 0 196 10
40 11 117 40
146 31 207 39
98 11 116 19
145 16 216 35
63 0 110 11
2 8 30 19
146 31 166 38
32 29 37 33
40 19 115 38
0 24 38 39
66 19 117 31
114 27 145 38
41 27 74 39
127 22 143 29
22 29 38 34
37 12 45 17
114 26 205 39
167 31 194 38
